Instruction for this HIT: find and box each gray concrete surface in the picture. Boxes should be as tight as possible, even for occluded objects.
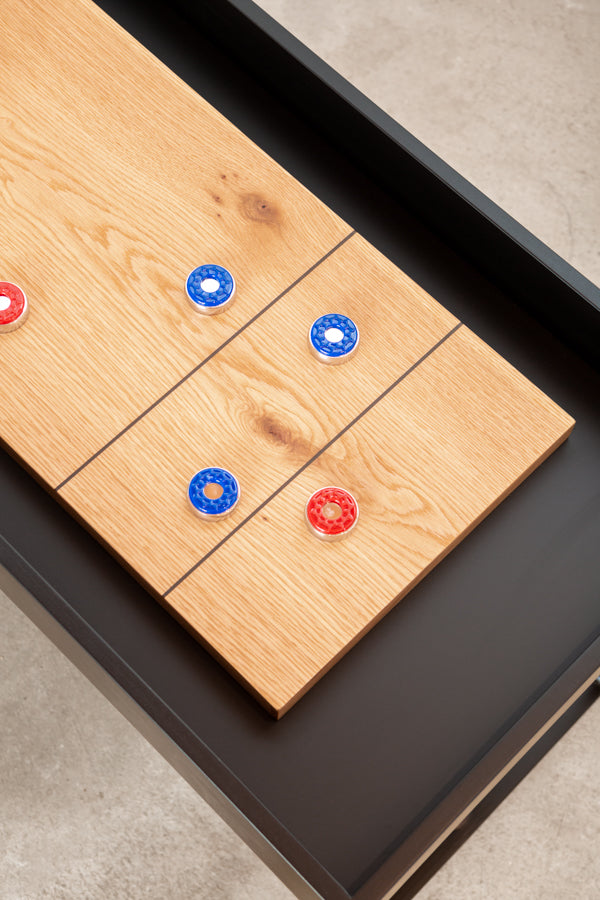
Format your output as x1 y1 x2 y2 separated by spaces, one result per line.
0 590 295 900
2 1 599 898
258 0 600 287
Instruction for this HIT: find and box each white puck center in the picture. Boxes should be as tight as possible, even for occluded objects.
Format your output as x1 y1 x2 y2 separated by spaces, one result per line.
0 295 12 312
324 327 344 343
200 277 220 293
322 501 342 520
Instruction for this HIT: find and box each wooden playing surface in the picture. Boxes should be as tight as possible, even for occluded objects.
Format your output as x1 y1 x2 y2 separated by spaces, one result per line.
1 0 574 716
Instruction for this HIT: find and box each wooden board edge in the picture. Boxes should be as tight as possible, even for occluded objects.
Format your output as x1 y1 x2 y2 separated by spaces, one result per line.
273 420 575 718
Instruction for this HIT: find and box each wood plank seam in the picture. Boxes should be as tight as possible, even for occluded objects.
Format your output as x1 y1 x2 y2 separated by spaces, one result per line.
54 229 356 492
162 321 463 598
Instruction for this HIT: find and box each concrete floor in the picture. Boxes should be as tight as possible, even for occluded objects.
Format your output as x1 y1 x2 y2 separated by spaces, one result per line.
2 1 599 898
258 0 600 287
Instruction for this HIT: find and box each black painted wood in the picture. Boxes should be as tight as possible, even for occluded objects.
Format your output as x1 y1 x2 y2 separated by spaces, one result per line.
2 2 599 898
391 685 600 900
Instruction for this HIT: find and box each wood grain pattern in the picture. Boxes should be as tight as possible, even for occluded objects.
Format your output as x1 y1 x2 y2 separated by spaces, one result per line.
0 0 575 716
166 326 574 715
59 234 458 592
0 0 347 485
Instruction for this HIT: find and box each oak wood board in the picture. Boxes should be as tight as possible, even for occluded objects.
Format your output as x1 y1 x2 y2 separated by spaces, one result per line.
166 326 574 714
0 0 575 715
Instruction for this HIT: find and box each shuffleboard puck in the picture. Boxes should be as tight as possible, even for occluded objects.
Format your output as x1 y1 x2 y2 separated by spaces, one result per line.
186 264 236 314
309 313 359 364
188 467 240 519
0 282 28 333
305 486 359 541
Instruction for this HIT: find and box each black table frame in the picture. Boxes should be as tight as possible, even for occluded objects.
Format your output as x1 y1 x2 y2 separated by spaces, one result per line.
2 2 599 898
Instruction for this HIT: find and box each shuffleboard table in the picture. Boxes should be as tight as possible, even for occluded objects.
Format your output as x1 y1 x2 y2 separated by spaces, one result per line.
2 1 599 897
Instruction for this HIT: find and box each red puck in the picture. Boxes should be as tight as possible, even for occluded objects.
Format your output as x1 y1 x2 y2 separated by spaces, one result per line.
305 486 359 541
0 282 28 333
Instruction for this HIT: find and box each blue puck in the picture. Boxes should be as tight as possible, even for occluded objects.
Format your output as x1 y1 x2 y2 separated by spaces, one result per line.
188 467 240 518
186 264 236 314
309 313 359 364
